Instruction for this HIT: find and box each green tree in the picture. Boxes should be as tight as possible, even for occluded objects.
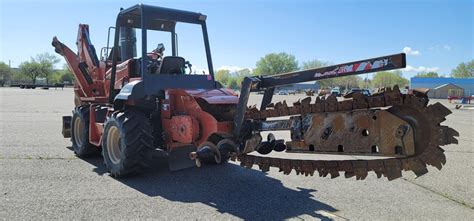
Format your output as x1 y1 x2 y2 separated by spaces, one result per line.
234 68 252 88
59 64 75 83
415 71 439 78
19 61 43 84
0 62 12 86
215 69 230 86
35 53 60 84
227 77 239 89
254 52 298 76
451 60 474 78
302 59 334 88
371 70 409 88
332 75 362 90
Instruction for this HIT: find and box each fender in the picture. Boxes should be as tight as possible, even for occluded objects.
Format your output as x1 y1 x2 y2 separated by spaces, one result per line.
114 80 145 102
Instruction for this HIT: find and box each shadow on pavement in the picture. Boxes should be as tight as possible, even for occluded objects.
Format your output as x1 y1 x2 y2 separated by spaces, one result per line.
77 148 338 220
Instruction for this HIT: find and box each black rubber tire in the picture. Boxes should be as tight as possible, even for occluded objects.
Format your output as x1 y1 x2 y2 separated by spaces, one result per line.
71 105 99 157
102 109 154 177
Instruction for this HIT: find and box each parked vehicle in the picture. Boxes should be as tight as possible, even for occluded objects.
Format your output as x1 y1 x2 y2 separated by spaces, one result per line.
330 87 341 96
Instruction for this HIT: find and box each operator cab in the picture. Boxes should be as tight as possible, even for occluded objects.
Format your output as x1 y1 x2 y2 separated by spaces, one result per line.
108 4 218 99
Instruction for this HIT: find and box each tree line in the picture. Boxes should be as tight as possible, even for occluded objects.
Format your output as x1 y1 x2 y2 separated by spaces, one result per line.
1 52 472 88
0 53 74 86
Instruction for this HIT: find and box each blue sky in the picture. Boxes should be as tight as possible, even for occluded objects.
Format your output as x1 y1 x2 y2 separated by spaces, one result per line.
1 0 472 79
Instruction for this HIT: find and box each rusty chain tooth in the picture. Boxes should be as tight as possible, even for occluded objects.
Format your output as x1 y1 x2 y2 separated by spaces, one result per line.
352 92 369 109
291 160 303 175
324 161 340 179
368 94 385 108
401 157 427 176
367 160 385 177
338 99 353 111
384 159 402 181
270 158 280 167
311 97 325 113
384 86 402 106
261 157 271 172
352 161 368 180
426 103 452 124
325 95 338 112
344 171 355 178
244 155 254 169
420 147 446 170
302 161 314 176
278 159 291 175
301 97 312 115
439 126 459 145
319 169 329 178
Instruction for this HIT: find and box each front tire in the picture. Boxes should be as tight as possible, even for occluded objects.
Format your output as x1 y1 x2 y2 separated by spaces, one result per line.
102 109 154 177
71 105 98 156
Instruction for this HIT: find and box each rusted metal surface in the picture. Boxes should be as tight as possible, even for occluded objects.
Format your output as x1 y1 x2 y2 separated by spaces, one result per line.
285 109 414 156
233 86 459 181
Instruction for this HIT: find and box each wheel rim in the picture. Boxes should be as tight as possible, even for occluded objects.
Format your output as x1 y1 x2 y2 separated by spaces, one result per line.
106 126 121 164
73 117 84 146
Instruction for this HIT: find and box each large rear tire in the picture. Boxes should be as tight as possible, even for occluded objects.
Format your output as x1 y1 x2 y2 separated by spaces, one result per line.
71 105 98 156
102 109 154 177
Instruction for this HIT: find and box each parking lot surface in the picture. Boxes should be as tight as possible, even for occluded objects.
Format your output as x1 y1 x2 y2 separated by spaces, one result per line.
0 87 473 220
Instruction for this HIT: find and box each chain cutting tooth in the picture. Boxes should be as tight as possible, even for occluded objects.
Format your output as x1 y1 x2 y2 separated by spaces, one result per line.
325 95 338 112
367 160 385 178
244 155 254 168
368 94 385 108
325 161 340 178
260 157 271 172
302 161 314 176
426 103 452 124
439 126 459 145
384 159 402 181
353 161 368 180
280 159 292 175
352 92 369 109
301 97 312 115
338 99 353 111
276 100 290 116
384 85 403 106
286 100 299 115
311 96 325 113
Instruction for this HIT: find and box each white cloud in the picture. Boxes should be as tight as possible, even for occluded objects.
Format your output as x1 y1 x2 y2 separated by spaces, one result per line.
443 45 452 51
404 65 439 73
402 47 420 56
217 65 246 72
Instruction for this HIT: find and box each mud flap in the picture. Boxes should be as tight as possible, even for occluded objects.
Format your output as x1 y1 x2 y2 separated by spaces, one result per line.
62 116 72 138
168 145 197 171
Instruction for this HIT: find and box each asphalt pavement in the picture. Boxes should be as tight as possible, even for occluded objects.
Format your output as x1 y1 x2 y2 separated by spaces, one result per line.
0 87 473 220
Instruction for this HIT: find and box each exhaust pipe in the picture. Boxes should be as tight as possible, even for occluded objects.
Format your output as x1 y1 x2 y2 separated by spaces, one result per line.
189 142 221 167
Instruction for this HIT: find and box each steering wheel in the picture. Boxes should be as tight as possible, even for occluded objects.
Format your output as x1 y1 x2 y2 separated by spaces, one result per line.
146 44 165 73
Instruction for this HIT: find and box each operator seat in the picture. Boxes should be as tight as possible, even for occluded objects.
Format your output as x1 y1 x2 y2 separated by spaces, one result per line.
159 56 186 75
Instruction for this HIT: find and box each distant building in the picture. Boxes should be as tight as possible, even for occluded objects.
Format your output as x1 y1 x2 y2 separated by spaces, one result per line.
410 77 474 97
429 83 463 99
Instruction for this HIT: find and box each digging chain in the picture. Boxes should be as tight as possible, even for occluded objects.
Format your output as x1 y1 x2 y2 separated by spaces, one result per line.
231 86 459 180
